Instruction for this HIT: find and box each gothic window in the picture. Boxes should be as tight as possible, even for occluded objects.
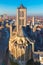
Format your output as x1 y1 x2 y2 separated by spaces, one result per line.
21 11 24 17
22 19 24 26
19 11 24 17
19 19 21 25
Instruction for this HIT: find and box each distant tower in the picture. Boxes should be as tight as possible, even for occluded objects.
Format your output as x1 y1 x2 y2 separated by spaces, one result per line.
10 21 13 38
10 23 12 38
16 4 27 33
32 16 34 26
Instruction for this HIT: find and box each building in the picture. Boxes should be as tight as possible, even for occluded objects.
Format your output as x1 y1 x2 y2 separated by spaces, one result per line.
16 4 27 33
32 16 34 26
39 54 43 65
9 35 32 65
9 4 32 65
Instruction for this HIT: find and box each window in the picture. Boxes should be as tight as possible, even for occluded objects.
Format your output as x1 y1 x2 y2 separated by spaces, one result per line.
19 11 24 17
19 19 21 25
22 19 24 26
22 11 24 17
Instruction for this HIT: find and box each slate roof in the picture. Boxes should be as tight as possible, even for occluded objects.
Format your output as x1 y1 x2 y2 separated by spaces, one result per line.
0 28 9 62
18 4 26 9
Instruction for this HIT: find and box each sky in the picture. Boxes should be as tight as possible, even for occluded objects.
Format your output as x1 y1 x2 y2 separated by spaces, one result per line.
0 0 43 16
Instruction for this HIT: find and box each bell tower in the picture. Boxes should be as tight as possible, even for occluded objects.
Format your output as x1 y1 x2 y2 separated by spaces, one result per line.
16 4 27 33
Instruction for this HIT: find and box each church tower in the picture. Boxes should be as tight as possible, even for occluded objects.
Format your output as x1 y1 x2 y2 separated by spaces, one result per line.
16 4 27 33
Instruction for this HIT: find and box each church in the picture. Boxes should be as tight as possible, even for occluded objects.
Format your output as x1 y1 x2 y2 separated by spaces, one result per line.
9 4 33 65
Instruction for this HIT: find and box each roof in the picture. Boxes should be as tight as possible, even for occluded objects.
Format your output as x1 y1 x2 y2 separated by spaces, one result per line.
18 4 26 9
0 28 9 60
22 25 34 42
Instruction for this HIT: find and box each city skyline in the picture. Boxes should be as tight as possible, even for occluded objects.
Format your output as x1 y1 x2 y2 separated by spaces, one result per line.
0 0 43 16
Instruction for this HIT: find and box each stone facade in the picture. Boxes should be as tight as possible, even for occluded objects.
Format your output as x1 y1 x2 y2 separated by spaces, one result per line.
16 4 27 33
9 4 32 65
9 36 32 64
